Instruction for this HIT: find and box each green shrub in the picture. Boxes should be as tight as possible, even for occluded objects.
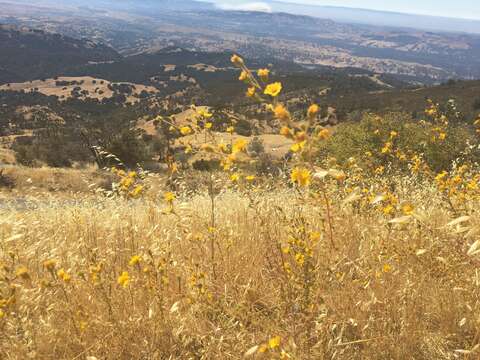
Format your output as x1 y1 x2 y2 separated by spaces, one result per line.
316 112 477 172
106 129 152 167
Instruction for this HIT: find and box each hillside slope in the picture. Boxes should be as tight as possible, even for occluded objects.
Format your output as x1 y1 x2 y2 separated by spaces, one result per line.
0 25 121 84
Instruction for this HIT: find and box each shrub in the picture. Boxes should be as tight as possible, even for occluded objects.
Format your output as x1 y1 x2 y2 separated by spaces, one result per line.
316 112 477 172
473 97 480 111
0 169 15 189
106 129 152 167
247 136 265 157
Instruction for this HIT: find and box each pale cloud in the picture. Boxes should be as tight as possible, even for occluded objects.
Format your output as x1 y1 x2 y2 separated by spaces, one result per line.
215 2 272 12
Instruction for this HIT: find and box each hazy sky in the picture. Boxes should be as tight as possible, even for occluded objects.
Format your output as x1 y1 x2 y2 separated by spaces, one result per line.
214 0 480 20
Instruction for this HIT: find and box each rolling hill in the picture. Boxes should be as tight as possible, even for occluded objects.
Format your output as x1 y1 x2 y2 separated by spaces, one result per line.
0 25 121 83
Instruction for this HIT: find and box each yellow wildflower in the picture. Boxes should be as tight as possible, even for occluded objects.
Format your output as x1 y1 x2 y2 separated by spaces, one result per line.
208 226 216 233
232 138 247 153
381 142 392 154
238 70 248 81
467 179 478 190
264 82 282 97
383 205 395 215
205 122 213 129
231 54 244 66
307 104 319 118
280 126 292 137
258 344 268 353
335 171 346 182
164 192 175 203
117 271 130 288
452 175 462 185
222 154 235 170
310 231 321 242
258 68 270 82
120 176 134 189
291 167 311 187
226 126 235 134
180 126 192 136
401 203 414 215
230 173 240 182
295 253 305 266
246 87 256 97
290 141 305 153
273 104 290 121
318 128 330 140
435 171 448 182
130 185 144 198
268 336 281 349
129 255 142 267
217 142 228 153
396 151 407 161
57 268 71 283
246 175 256 182
382 264 392 273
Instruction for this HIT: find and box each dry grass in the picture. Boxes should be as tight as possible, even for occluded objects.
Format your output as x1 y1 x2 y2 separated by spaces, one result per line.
0 165 112 195
0 148 16 165
1 170 479 359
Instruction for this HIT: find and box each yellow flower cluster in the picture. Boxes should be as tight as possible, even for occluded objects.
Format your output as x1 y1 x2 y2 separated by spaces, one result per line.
111 168 145 199
434 166 480 204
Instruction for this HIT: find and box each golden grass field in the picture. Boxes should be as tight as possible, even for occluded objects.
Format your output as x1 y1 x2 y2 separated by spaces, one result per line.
0 165 479 359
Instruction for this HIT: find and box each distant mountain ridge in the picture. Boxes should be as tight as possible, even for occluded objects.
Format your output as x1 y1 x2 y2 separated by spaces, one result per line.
207 0 480 34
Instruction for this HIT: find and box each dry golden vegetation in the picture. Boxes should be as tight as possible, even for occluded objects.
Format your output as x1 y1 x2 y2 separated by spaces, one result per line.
1 172 480 359
0 165 110 195
1 56 480 359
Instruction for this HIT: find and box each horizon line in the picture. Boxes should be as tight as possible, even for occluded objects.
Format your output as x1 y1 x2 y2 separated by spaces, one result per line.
203 1 480 22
